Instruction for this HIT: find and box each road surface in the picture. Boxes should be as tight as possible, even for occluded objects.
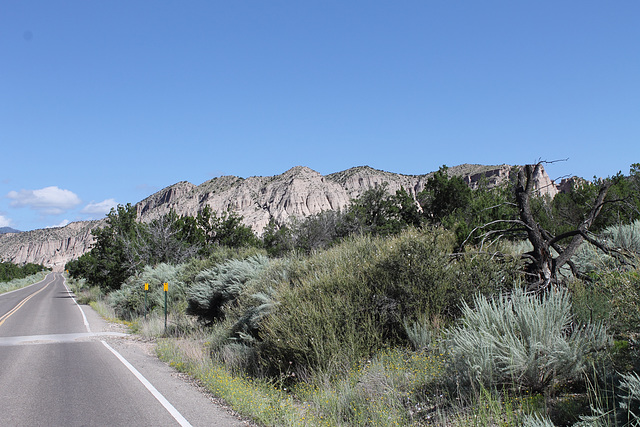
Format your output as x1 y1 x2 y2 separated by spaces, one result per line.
0 272 245 427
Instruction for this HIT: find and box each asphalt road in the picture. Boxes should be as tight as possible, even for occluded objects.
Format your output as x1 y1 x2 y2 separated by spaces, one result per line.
0 273 245 427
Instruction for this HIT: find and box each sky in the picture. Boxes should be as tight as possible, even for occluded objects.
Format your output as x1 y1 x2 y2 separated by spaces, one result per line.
1 1 639 231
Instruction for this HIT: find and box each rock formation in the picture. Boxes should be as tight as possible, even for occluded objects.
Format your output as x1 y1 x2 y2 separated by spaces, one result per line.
0 220 103 271
0 164 558 270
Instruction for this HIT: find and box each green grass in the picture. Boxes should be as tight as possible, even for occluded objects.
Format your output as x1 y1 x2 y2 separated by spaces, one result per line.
156 338 301 426
156 337 452 426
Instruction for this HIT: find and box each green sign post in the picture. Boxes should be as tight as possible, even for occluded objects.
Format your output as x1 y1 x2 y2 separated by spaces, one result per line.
144 283 149 320
163 282 168 334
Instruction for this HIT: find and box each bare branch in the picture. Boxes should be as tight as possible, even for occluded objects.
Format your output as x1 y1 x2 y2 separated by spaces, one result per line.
459 219 528 248
554 181 612 271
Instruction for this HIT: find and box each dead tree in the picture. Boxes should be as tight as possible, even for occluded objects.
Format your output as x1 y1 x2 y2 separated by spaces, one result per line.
515 163 612 291
461 162 618 291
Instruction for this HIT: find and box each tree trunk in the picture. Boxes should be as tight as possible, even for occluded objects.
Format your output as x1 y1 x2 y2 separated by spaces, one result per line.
515 163 612 291
515 164 553 290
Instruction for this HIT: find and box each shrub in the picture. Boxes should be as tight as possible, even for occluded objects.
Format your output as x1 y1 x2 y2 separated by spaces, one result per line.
0 262 48 282
522 413 556 427
590 269 640 335
404 317 435 351
563 221 640 336
108 263 186 320
186 255 270 324
448 287 610 394
257 228 520 376
602 220 640 256
571 220 640 276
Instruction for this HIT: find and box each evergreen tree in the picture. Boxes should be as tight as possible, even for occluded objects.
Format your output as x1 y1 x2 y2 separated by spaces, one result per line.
67 203 142 291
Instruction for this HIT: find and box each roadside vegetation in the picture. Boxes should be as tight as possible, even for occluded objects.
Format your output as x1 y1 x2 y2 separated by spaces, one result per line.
66 163 640 426
0 261 49 282
0 263 50 294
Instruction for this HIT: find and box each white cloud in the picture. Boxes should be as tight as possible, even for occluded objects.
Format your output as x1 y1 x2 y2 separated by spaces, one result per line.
7 186 81 215
0 215 13 228
81 198 118 217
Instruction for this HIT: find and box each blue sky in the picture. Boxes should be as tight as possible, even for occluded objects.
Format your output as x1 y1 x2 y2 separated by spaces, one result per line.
1 1 638 231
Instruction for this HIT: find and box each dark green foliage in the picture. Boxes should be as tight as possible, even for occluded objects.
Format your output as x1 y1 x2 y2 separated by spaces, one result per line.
590 269 640 335
535 165 640 241
265 210 348 256
371 231 519 331
418 166 472 223
342 183 420 237
196 206 260 251
593 165 640 229
535 179 602 238
394 187 423 228
262 186 421 256
261 217 293 257
418 165 518 249
186 255 270 324
66 203 141 291
290 210 346 254
0 262 48 282
453 182 518 249
66 204 260 290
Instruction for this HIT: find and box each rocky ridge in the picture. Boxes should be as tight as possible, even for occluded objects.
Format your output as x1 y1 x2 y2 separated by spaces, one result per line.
0 164 558 270
0 220 103 271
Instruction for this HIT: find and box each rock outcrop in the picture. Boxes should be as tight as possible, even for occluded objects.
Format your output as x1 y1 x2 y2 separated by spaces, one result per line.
0 164 558 270
0 220 103 271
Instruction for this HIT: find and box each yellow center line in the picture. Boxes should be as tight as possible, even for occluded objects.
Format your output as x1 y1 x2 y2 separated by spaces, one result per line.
0 279 53 328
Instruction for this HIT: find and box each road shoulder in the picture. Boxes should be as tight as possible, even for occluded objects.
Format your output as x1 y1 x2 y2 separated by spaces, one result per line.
81 304 255 427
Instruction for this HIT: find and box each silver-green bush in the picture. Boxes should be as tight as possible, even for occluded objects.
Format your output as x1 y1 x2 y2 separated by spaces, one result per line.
602 220 640 256
572 220 640 275
523 413 556 427
448 287 610 393
109 263 186 319
186 255 270 323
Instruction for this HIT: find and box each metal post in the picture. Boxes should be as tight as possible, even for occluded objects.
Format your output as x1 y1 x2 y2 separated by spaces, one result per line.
163 282 168 334
144 282 149 320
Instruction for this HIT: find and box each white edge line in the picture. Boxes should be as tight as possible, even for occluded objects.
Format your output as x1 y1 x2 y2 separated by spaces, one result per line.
101 340 192 427
62 274 91 333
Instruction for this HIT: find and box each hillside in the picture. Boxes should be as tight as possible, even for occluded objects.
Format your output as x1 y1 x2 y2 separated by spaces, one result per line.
0 220 103 271
0 164 557 270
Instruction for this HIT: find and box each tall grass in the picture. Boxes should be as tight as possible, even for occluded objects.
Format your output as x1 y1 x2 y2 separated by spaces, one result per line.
157 336 450 426
618 371 640 425
156 338 301 426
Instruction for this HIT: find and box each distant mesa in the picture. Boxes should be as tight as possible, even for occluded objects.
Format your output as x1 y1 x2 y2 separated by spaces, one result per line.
0 164 559 270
